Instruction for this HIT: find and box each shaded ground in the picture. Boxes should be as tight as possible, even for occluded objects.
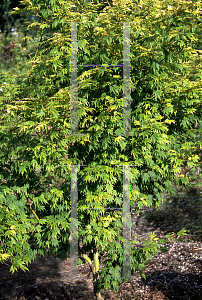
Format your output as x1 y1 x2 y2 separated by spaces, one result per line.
0 183 202 300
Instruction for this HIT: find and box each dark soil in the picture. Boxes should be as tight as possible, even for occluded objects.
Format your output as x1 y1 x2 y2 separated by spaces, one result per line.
0 182 202 300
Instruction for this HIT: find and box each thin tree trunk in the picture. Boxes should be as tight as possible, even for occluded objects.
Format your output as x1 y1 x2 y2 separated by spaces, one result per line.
93 251 104 300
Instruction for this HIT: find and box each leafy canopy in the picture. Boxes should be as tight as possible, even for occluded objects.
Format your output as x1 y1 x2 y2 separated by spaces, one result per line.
0 0 202 297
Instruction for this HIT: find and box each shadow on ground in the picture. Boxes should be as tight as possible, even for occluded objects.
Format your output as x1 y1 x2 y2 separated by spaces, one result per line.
134 184 202 242
0 184 202 299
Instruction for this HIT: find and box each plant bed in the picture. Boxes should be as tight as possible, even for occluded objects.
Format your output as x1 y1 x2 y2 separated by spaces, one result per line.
0 185 201 300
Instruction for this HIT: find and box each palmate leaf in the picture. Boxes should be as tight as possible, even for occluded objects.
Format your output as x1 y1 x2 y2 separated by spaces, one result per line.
1 0 202 299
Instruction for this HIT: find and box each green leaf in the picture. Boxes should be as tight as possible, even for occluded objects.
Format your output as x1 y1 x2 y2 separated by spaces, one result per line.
1 1 202 297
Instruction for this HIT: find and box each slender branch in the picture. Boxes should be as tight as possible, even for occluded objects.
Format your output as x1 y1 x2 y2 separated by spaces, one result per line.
28 203 40 222
28 48 39 77
80 253 94 273
26 194 40 222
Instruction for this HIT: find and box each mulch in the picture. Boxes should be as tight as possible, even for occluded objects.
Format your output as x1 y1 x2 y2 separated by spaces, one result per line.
0 183 201 300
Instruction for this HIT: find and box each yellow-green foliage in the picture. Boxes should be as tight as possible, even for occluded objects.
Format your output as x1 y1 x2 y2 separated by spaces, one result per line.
0 0 201 297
